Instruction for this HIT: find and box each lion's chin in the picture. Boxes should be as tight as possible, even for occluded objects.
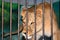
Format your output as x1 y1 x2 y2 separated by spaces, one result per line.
22 33 32 39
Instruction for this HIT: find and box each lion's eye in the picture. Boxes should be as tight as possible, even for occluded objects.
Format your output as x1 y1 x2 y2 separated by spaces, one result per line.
31 22 33 24
31 22 35 25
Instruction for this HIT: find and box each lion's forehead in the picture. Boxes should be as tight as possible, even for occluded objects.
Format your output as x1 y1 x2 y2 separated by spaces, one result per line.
23 13 41 22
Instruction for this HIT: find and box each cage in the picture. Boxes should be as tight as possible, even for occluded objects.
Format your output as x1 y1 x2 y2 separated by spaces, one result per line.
0 0 60 40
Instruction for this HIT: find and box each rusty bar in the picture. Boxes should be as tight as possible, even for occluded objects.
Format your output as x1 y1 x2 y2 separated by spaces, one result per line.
2 0 4 40
25 0 28 40
17 0 20 40
10 0 12 40
34 0 37 40
42 0 45 40
50 0 53 40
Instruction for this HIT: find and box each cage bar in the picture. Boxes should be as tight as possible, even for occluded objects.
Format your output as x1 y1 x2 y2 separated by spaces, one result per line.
25 0 28 40
50 0 53 40
10 0 12 40
2 0 4 40
42 0 45 40
34 0 37 40
17 0 20 40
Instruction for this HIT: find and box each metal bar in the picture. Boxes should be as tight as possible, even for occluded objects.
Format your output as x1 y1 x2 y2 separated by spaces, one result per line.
10 0 12 40
18 0 20 40
50 0 53 40
42 0 45 40
34 0 37 40
25 0 28 40
2 0 4 40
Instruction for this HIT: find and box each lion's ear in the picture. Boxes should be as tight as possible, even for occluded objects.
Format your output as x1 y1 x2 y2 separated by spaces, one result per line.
22 7 26 11
36 9 42 17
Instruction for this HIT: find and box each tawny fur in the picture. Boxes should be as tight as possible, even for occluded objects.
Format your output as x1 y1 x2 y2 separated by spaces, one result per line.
21 2 59 40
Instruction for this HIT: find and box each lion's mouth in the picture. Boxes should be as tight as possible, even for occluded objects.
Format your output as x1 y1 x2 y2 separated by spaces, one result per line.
22 33 32 39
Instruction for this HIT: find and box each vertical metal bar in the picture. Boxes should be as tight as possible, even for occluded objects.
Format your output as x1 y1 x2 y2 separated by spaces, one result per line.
34 0 37 40
10 0 12 40
50 0 53 40
25 0 28 40
42 0 45 40
18 0 20 40
2 0 4 40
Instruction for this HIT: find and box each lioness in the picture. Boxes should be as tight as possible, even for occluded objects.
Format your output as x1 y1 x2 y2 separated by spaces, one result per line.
21 2 59 40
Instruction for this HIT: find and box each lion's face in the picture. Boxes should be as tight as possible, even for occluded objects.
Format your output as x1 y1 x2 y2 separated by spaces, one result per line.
21 7 42 39
21 11 35 39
